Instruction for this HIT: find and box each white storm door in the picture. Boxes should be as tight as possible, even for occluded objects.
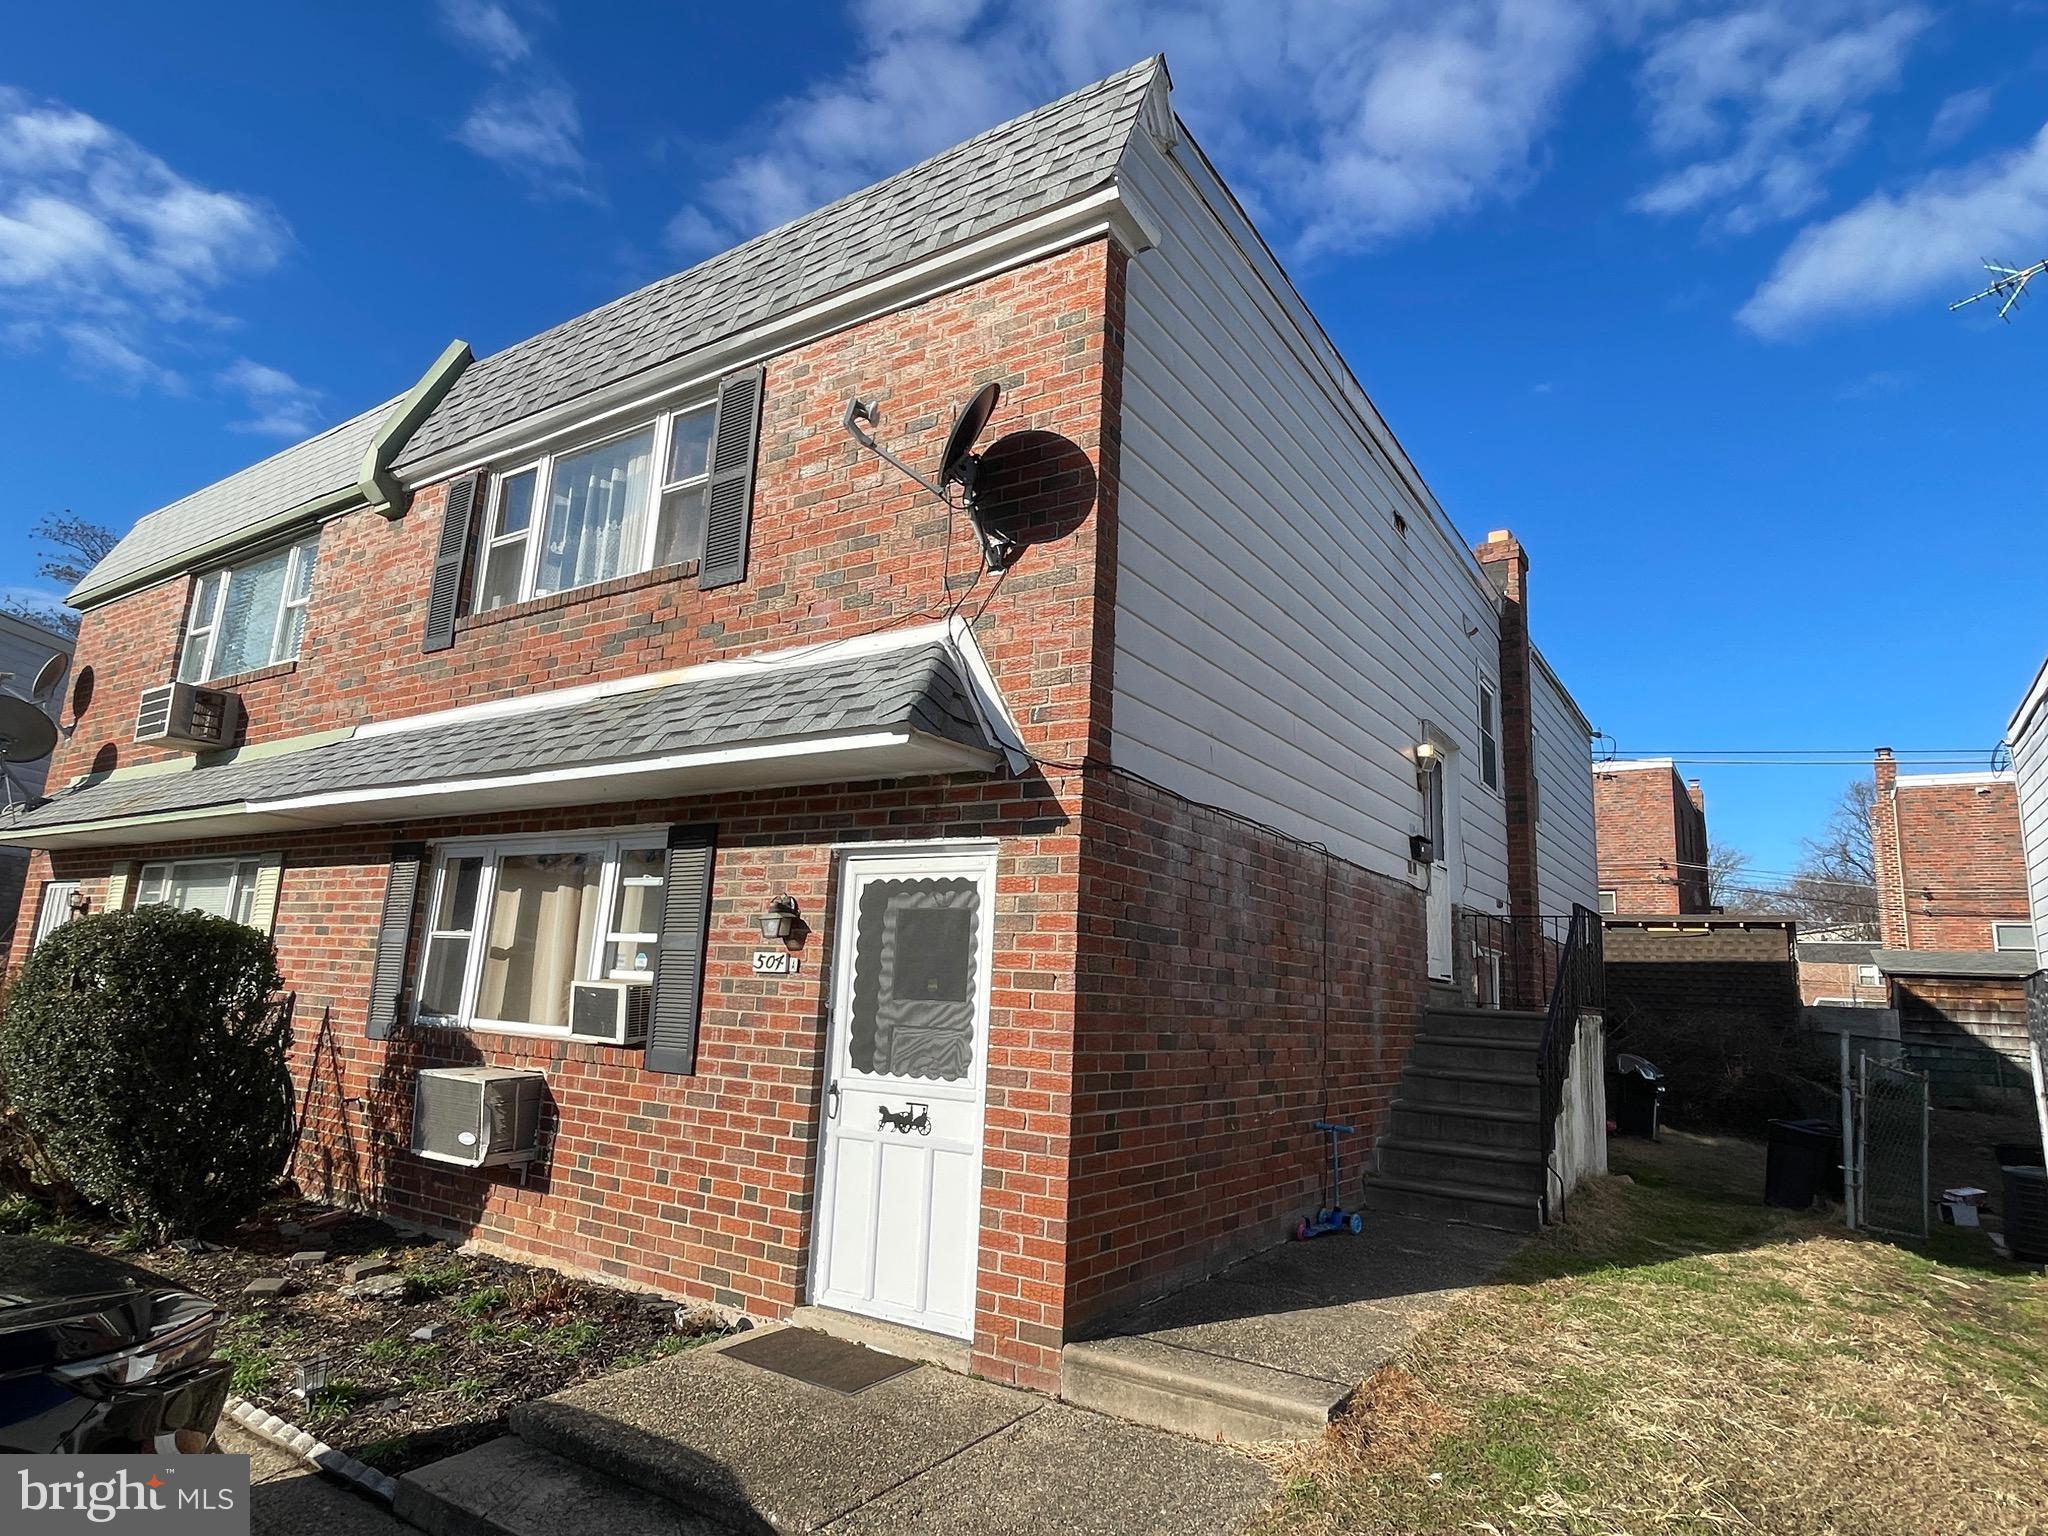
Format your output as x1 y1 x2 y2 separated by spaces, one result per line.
1426 754 1456 980
811 848 995 1340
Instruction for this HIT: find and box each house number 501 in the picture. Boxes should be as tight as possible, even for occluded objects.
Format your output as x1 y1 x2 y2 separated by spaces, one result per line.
752 950 801 975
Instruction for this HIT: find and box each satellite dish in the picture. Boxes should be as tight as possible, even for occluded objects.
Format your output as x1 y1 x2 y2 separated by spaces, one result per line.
30 652 69 703
0 693 58 764
938 382 1001 488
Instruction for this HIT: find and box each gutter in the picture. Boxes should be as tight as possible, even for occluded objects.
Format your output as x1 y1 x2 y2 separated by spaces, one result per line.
359 339 472 518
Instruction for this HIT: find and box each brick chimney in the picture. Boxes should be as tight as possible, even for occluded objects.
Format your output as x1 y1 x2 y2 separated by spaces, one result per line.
1872 747 1906 948
1686 779 1705 813
1474 531 1541 982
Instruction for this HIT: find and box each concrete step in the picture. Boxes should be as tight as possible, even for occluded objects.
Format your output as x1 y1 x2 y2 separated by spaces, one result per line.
1388 1101 1542 1152
1409 1035 1539 1074
1060 1334 1348 1445
1420 1005 1546 1043
1360 1175 1544 1234
787 1305 970 1374
1375 1137 1544 1194
1400 1066 1541 1114
397 1435 731 1536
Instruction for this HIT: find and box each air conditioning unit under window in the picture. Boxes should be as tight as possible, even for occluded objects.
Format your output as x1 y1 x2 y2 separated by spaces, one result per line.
570 981 651 1045
134 681 243 752
410 1067 545 1168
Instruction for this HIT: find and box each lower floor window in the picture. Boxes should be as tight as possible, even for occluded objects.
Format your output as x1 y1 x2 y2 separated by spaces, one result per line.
415 831 667 1032
137 858 264 925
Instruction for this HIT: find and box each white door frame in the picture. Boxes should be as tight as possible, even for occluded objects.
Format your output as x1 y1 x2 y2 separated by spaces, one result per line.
1422 725 1462 982
807 843 997 1340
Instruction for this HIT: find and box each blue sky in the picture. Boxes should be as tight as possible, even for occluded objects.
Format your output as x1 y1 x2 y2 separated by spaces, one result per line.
4 1 2046 880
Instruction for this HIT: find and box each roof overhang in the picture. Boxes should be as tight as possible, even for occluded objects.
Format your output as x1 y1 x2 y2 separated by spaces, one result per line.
12 729 999 849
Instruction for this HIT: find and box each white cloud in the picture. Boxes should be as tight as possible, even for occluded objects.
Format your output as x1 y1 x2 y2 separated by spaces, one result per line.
668 1 1630 261
435 0 532 68
1928 84 1993 148
219 357 323 437
1739 121 2048 336
436 1 590 196
1633 3 1931 232
0 87 287 388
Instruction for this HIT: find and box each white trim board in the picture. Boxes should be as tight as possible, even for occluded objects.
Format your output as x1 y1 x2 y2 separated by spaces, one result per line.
1894 770 2015 788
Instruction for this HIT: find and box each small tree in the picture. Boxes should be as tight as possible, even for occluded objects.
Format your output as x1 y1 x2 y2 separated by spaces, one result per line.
0 906 293 1237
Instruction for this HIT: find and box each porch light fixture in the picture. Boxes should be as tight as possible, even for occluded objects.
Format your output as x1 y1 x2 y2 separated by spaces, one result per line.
756 895 802 942
1414 741 1440 766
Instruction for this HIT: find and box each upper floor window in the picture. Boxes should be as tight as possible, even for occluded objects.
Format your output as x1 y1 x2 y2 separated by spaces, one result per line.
1598 890 1617 914
178 536 319 682
1477 680 1500 791
474 403 714 614
1992 921 2034 952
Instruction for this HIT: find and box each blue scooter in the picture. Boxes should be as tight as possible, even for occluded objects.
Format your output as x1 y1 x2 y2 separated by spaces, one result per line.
1294 1119 1364 1239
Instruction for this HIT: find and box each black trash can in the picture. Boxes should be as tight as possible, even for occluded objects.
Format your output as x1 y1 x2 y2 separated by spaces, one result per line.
1613 1054 1665 1140
1765 1118 1843 1210
2003 1165 2048 1263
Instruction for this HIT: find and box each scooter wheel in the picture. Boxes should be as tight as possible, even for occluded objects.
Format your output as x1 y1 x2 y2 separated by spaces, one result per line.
1294 1219 1311 1240
1347 1212 1364 1234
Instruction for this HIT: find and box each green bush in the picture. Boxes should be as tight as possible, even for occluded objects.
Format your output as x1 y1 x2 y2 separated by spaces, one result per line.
0 905 293 1237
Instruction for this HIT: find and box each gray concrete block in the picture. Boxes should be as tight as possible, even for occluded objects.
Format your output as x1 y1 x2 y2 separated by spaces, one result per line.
288 1250 329 1267
397 1436 724 1536
243 1278 294 1301
342 1258 393 1283
1060 1335 1344 1443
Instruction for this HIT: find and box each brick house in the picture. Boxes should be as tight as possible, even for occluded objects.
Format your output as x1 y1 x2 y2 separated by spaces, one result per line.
2 60 1600 1391
1592 759 1709 915
1868 745 2036 1095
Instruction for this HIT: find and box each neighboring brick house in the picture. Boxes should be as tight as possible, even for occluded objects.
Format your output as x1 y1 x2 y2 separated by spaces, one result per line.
1868 745 2036 1096
1593 759 1709 915
0 611 73 954
2 60 1599 1391
1796 940 1885 1007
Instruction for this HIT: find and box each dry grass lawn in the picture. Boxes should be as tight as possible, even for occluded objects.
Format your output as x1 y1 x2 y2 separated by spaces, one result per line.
1258 1131 2048 1536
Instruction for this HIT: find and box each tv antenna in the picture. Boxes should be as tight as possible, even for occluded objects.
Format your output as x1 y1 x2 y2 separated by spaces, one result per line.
842 381 1018 571
1950 257 2048 322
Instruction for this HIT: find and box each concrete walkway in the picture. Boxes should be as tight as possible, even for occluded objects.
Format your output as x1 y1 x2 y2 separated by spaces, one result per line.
1064 1212 1526 1441
401 1335 1275 1536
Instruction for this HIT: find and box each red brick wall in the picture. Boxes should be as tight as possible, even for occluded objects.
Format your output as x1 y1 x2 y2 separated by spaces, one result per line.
1065 771 1425 1327
1594 765 1709 915
12 240 1126 1394
1871 755 2028 953
1798 961 1884 1006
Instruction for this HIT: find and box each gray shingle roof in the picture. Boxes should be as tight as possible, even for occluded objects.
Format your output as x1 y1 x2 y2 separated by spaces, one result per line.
399 58 1160 465
69 398 399 608
1797 942 1880 965
0 641 989 835
1872 948 2038 979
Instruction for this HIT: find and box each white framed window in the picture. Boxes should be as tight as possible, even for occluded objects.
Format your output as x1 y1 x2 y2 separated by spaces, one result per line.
1813 997 1854 1008
1598 890 1617 914
472 401 715 615
135 858 264 925
178 536 319 682
1477 676 1500 791
29 880 79 949
1991 921 2034 952
1856 964 1881 987
413 829 669 1034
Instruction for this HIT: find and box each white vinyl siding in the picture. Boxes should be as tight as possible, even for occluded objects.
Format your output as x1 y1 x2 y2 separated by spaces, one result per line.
1111 130 1523 897
2011 687 2048 957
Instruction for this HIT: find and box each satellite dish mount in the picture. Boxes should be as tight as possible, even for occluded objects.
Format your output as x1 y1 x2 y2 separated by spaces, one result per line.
843 381 1017 571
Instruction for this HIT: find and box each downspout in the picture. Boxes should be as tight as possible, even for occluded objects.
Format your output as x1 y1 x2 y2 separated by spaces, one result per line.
360 339 473 519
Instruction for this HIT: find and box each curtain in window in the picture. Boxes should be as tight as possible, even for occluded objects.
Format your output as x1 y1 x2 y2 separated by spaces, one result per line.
537 430 653 596
477 852 603 1027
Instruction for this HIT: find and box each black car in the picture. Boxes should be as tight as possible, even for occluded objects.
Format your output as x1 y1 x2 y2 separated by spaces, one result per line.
0 1236 231 1453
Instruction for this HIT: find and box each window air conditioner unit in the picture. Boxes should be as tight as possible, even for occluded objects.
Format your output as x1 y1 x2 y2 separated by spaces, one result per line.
410 1067 545 1168
570 981 651 1045
134 681 243 752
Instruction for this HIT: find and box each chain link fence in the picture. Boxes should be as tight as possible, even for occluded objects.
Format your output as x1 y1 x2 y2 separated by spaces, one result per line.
1855 1052 1929 1238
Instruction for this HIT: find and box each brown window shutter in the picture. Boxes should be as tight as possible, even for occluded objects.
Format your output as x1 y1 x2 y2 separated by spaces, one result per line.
644 823 716 1074
423 475 481 653
367 843 425 1040
699 368 764 590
